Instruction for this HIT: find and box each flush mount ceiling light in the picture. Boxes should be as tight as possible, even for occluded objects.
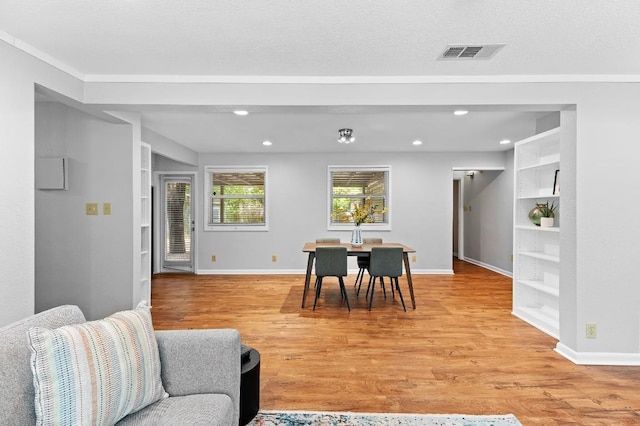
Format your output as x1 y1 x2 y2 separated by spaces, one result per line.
262 140 272 146
233 110 249 116
337 128 355 144
500 139 512 145
454 110 469 116
412 140 423 146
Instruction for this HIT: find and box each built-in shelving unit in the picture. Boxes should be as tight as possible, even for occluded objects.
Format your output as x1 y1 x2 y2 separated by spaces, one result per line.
140 142 152 304
513 127 561 339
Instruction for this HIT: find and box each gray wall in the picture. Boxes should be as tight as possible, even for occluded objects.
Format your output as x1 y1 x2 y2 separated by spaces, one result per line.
191 151 508 274
35 101 135 320
461 150 514 275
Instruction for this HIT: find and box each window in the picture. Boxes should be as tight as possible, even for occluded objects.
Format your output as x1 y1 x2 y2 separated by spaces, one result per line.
328 166 391 230
204 166 268 231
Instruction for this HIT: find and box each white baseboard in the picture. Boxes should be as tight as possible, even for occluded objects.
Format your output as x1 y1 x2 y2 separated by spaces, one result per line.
196 268 454 275
410 269 454 274
555 342 640 366
196 269 303 275
460 257 512 278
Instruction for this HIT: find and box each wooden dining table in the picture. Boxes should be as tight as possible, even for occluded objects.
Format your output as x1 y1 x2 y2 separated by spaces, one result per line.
301 242 417 309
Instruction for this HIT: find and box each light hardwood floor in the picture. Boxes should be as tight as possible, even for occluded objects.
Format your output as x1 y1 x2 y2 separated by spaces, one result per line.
151 259 640 425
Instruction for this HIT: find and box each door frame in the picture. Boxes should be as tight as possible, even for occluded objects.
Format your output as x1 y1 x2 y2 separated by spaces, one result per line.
153 171 198 273
451 167 505 270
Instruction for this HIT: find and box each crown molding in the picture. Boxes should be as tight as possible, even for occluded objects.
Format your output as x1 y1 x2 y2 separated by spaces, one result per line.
3 30 640 85
0 30 84 80
83 74 640 84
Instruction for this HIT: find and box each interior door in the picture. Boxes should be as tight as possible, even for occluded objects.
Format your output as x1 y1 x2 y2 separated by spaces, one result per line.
160 175 194 272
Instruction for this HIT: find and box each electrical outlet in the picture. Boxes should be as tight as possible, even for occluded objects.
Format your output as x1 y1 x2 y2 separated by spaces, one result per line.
86 203 98 215
103 203 111 215
272 255 277 262
211 255 216 262
411 255 417 262
586 323 597 339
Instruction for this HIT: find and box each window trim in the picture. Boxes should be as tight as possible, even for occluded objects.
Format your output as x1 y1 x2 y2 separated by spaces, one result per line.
327 165 392 231
204 165 269 232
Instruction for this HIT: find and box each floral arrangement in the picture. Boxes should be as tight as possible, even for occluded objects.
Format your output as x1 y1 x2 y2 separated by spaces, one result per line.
335 198 388 226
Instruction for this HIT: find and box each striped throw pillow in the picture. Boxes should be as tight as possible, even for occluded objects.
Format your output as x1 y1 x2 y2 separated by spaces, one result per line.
27 302 167 425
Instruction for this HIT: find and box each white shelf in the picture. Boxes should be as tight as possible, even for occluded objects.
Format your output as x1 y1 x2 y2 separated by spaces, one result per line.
515 225 560 232
517 157 560 172
517 194 560 200
518 279 559 297
513 127 561 339
518 251 559 263
512 306 559 339
139 142 152 305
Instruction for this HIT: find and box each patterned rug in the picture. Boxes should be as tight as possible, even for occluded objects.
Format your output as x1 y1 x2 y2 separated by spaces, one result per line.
247 410 522 426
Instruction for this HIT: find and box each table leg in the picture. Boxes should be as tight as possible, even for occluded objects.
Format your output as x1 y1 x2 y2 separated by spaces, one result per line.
403 253 416 309
302 252 315 308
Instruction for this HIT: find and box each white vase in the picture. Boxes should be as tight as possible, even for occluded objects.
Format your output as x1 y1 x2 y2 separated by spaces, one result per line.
540 217 554 227
351 225 362 247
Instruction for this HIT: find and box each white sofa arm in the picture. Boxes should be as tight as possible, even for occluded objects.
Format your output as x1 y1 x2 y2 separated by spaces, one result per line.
155 329 241 423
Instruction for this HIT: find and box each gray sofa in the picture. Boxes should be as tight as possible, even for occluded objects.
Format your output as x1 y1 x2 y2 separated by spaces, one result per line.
0 305 241 425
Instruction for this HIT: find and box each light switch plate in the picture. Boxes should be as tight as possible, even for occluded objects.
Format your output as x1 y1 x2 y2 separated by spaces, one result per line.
86 203 98 215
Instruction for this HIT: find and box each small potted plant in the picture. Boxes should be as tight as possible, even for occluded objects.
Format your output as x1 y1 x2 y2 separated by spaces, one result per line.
528 201 557 227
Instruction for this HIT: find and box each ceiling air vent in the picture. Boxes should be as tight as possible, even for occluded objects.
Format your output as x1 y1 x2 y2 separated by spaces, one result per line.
438 44 505 60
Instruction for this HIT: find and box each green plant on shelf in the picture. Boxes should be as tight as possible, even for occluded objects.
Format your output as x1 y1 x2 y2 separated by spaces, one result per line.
528 201 557 226
539 201 557 217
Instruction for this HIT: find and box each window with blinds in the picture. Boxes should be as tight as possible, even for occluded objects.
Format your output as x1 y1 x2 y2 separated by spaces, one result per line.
328 166 391 230
204 166 268 231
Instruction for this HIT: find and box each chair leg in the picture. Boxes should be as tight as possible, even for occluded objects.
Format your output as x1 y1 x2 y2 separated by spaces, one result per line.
380 277 387 298
394 277 406 312
365 275 373 298
313 277 323 310
354 267 363 288
338 277 351 311
390 276 395 299
368 277 376 311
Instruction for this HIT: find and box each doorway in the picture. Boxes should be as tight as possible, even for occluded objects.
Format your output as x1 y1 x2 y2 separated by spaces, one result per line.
159 174 195 272
452 167 507 273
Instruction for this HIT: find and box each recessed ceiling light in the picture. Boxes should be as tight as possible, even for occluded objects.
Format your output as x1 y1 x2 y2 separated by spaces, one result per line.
499 139 512 145
233 110 249 116
262 140 272 146
454 110 468 116
412 140 423 146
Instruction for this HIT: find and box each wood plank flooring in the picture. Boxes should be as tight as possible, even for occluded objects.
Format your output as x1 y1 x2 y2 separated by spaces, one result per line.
151 259 640 425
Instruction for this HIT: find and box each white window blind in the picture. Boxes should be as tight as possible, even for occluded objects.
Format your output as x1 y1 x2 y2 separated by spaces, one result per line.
328 166 391 230
204 166 268 231
164 180 191 262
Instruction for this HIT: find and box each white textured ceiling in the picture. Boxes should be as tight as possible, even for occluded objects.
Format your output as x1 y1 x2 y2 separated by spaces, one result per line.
3 0 639 77
6 1 640 153
131 105 545 153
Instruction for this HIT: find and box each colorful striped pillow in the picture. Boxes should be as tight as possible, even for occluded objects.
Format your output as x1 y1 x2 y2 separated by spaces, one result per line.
27 302 167 425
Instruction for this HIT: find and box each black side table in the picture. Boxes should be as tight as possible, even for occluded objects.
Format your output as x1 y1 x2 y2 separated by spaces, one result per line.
239 346 260 426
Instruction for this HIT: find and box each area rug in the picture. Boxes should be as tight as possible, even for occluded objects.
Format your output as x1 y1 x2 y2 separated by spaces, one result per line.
247 410 522 426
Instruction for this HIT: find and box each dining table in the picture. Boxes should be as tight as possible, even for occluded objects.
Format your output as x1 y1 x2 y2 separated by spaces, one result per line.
301 242 417 309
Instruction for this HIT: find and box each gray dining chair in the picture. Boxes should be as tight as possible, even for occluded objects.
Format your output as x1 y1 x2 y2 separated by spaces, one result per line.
367 247 406 311
355 238 382 294
313 238 341 288
313 246 350 311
